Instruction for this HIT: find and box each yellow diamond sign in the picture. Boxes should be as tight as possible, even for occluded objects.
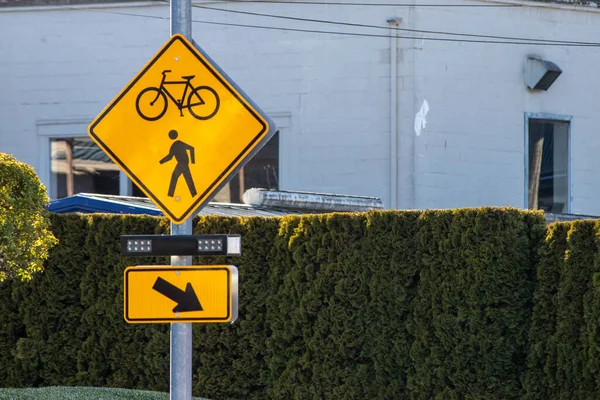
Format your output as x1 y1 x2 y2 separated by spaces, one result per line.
124 265 238 324
88 34 276 223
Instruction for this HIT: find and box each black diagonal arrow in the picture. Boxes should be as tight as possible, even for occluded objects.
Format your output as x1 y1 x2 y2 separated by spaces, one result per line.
152 277 203 313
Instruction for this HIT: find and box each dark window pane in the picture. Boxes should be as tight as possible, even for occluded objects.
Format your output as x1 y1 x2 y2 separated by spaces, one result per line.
132 182 145 197
228 131 279 204
528 119 569 213
50 138 120 199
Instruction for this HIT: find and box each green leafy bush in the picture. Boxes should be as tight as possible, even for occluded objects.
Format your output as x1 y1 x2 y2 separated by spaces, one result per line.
0 153 57 281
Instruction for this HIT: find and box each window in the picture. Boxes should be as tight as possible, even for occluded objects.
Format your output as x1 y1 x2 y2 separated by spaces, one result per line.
50 137 120 199
527 117 570 213
45 121 281 202
131 131 280 203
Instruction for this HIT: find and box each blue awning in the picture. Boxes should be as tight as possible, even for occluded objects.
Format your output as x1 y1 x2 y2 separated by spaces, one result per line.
47 193 304 218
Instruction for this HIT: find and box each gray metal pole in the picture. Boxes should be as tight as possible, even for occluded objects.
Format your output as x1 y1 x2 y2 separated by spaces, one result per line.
170 0 193 396
170 219 193 400
171 0 192 38
170 0 193 397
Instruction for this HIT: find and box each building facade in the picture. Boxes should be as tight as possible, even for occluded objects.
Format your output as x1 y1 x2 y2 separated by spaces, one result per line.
1 0 600 213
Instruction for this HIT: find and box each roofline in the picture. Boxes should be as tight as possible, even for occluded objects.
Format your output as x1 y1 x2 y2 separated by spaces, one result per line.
0 0 163 12
482 0 600 13
0 0 230 12
2 0 599 13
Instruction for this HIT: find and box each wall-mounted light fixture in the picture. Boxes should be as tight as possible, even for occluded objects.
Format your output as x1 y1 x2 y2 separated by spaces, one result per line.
525 57 562 91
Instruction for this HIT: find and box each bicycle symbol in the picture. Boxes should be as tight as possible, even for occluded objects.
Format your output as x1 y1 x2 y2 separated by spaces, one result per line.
135 70 220 121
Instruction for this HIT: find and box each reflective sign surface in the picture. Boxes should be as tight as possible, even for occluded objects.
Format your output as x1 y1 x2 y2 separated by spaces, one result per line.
89 34 276 223
124 265 238 324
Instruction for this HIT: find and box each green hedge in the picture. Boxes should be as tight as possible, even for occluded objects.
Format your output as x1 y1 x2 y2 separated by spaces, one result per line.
266 211 423 400
4 207 600 399
409 209 543 400
524 220 600 399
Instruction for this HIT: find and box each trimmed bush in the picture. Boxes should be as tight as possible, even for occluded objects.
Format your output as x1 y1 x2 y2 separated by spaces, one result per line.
11 214 91 387
361 210 421 399
191 215 280 400
75 214 169 389
409 208 542 399
267 213 372 399
523 222 570 399
524 220 600 399
13 207 600 399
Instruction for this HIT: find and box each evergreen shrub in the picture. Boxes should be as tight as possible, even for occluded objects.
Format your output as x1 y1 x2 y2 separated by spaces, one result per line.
11 207 600 399
524 220 600 399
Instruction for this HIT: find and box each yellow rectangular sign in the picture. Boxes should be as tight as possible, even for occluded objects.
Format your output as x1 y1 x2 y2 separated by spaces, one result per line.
124 265 238 324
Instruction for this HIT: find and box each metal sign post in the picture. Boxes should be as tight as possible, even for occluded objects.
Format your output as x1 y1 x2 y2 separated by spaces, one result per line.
170 220 192 400
89 0 272 396
171 0 191 39
170 0 193 398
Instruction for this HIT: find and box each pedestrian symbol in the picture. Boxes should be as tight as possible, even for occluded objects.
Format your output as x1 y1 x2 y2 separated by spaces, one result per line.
88 34 276 224
160 130 197 198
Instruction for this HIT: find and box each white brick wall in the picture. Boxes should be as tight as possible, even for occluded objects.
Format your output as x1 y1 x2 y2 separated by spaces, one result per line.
2 1 600 213
404 1 600 214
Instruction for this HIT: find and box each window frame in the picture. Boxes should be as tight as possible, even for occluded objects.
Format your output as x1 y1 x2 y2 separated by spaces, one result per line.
524 112 572 213
37 118 131 199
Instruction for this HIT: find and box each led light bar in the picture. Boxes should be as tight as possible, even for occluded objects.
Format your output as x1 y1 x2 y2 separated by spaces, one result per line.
126 239 153 253
198 238 223 252
121 234 242 256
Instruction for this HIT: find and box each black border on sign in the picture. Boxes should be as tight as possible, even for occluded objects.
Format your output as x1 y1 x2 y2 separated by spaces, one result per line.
89 35 268 223
124 266 231 322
